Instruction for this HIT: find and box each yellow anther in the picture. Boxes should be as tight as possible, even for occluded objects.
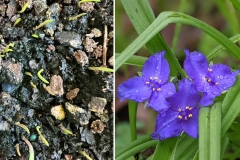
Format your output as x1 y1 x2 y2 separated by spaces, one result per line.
207 79 211 82
208 68 212 72
146 82 150 84
215 82 219 85
157 88 161 91
152 88 155 91
204 78 207 81
189 107 192 110
150 76 153 80
154 77 158 80
186 106 190 110
178 108 182 112
188 114 193 117
178 115 182 119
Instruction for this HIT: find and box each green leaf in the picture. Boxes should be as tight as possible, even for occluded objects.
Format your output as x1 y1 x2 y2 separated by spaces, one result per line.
199 107 210 160
116 12 240 70
116 140 158 160
221 74 240 136
115 53 147 67
230 0 240 12
221 135 229 159
151 138 178 160
209 102 221 160
128 100 138 141
120 0 185 77
115 135 156 158
226 123 240 147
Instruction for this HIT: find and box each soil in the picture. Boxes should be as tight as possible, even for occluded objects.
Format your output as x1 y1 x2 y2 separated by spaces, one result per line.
0 0 113 159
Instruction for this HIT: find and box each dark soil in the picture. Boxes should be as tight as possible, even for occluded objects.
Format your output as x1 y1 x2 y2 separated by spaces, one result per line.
0 0 113 159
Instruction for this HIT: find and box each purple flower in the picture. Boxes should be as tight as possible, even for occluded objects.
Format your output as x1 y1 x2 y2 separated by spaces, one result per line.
117 51 175 112
184 49 239 106
151 78 200 140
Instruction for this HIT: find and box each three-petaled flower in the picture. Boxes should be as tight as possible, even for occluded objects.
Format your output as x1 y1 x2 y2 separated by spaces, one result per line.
117 51 176 112
184 49 239 106
151 79 200 140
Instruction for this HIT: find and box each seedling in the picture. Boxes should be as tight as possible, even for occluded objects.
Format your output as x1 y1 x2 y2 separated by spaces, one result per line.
13 18 21 26
34 19 54 30
18 1 29 13
69 13 87 21
59 123 73 135
36 126 49 146
31 34 39 38
37 69 49 84
15 143 21 156
15 122 30 134
21 136 34 160
78 0 100 5
30 81 37 88
78 150 93 160
88 67 114 72
24 72 33 77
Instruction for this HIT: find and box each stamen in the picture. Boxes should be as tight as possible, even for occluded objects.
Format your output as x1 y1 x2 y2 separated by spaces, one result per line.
186 106 190 110
146 81 150 84
150 76 153 80
157 88 161 91
154 77 158 80
189 107 192 110
178 108 181 112
204 78 207 81
208 68 212 72
207 79 211 82
178 115 182 119
188 114 193 117
215 82 219 85
152 88 155 91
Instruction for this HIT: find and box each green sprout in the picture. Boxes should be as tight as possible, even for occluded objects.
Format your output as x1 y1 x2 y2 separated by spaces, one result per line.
37 69 49 84
88 67 114 72
13 18 21 26
18 1 29 13
15 122 30 134
34 19 54 30
78 0 100 5
15 143 21 156
25 72 33 77
36 126 49 146
69 13 87 21
21 136 34 160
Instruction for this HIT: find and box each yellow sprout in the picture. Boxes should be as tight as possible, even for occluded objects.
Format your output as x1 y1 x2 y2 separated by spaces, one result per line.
37 69 49 84
59 123 73 135
30 81 37 88
34 19 54 30
78 0 100 5
36 126 49 146
69 13 87 21
32 34 39 38
13 18 21 26
15 143 21 156
88 67 113 72
78 150 93 160
15 122 30 134
18 1 29 13
25 72 33 77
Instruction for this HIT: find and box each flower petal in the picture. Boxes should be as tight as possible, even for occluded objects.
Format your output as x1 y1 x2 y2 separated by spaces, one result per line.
142 51 170 84
200 92 219 106
210 64 239 92
117 77 152 102
169 79 200 111
148 82 175 112
184 50 208 82
181 108 199 138
151 111 182 140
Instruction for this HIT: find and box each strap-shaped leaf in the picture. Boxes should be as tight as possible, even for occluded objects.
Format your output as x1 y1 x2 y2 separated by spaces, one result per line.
128 100 138 141
116 11 240 70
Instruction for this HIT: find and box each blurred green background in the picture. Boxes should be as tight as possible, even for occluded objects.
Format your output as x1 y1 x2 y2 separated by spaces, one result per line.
115 0 240 159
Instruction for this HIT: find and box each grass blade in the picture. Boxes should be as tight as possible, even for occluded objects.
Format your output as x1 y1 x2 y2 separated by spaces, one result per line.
128 100 138 141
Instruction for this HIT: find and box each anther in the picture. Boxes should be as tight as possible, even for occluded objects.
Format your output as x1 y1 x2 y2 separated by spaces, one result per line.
186 106 190 110
154 77 158 80
188 114 193 117
207 79 211 82
204 78 207 81
157 88 161 91
189 107 192 110
208 68 212 72
178 108 181 112
215 82 219 85
150 77 153 80
178 115 182 119
152 88 155 91
146 82 150 84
